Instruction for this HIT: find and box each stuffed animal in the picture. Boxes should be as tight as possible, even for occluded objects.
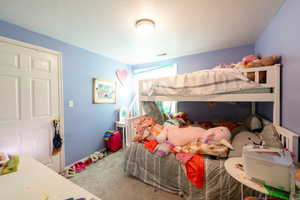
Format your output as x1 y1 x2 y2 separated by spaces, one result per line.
205 126 231 141
237 55 281 82
156 125 231 147
242 55 259 66
245 56 281 68
133 117 163 142
171 112 187 121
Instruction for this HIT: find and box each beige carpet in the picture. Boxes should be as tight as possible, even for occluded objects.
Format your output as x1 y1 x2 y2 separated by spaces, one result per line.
70 150 183 200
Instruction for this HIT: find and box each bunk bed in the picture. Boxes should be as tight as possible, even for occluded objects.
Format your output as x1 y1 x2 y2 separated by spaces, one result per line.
124 64 298 200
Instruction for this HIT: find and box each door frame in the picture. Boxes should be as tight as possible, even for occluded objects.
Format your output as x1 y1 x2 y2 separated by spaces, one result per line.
0 36 65 171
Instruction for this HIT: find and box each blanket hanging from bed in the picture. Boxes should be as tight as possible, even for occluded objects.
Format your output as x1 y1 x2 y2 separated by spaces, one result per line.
185 155 205 188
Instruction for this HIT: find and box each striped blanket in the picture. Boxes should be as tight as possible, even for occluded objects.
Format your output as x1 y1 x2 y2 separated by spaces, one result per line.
124 143 258 200
141 69 260 96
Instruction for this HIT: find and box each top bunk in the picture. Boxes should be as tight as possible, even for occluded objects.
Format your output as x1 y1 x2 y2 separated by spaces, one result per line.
139 64 280 102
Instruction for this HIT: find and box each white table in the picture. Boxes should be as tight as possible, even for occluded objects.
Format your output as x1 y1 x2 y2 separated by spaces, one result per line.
115 121 126 148
0 155 101 200
225 157 268 200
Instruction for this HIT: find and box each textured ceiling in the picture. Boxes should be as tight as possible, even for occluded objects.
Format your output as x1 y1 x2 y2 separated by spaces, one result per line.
0 0 285 64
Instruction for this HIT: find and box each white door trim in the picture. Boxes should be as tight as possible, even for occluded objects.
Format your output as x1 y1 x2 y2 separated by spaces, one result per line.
0 36 65 171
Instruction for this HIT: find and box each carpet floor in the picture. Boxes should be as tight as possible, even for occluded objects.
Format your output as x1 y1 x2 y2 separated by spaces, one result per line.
70 150 183 200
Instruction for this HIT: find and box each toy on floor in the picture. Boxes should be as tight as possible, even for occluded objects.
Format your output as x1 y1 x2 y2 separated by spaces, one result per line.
62 150 107 178
61 167 76 178
90 151 105 162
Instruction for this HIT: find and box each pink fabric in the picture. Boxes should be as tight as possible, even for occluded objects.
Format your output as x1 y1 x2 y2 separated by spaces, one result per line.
157 126 231 146
204 127 231 141
159 126 206 146
176 153 194 164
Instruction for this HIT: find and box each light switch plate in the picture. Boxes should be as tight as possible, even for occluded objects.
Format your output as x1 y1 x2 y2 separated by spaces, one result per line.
68 100 74 108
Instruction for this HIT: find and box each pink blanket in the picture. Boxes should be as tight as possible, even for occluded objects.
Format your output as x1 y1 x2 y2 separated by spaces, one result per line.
157 125 231 146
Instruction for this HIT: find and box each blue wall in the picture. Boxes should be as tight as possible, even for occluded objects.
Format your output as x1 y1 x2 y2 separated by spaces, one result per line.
255 0 300 134
133 45 255 122
0 20 131 165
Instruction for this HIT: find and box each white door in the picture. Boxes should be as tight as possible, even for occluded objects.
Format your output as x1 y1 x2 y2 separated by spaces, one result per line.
0 38 63 172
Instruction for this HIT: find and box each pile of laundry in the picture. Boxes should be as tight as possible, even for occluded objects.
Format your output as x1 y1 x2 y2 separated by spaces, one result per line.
132 115 234 188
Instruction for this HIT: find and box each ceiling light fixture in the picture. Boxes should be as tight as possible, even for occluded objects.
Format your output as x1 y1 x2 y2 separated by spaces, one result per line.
135 18 155 32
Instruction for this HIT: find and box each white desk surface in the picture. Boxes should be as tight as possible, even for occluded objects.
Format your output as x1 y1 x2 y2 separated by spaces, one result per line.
0 155 101 200
225 157 268 194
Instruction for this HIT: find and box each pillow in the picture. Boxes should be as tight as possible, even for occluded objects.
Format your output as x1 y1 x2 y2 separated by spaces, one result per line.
260 124 283 149
231 125 248 139
228 131 260 157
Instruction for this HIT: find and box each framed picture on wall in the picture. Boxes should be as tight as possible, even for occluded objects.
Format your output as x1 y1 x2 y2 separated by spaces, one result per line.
93 78 116 104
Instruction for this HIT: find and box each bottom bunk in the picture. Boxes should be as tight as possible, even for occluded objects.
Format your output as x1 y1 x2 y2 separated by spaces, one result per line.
124 142 258 200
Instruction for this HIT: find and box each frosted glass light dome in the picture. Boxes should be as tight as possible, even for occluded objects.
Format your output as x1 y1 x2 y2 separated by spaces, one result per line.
135 19 155 32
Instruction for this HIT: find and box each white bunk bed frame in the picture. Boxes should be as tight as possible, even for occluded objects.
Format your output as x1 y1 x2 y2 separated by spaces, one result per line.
126 64 299 162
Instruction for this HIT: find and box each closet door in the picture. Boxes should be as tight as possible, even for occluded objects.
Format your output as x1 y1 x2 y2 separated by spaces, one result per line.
0 40 62 172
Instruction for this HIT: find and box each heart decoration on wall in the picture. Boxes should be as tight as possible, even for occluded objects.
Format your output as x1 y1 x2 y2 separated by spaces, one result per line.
116 69 128 86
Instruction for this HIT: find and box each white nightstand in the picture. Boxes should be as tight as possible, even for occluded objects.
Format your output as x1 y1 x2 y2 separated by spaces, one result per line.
115 121 126 148
225 157 268 200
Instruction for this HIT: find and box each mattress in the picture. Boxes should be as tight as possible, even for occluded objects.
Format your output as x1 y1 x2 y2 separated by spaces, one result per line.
124 143 258 200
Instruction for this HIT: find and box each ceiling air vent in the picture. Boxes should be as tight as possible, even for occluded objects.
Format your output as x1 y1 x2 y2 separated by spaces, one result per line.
157 53 167 57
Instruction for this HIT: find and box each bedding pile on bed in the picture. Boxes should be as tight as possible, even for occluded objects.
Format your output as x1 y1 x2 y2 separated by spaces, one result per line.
124 111 266 199
131 115 234 189
124 142 257 200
